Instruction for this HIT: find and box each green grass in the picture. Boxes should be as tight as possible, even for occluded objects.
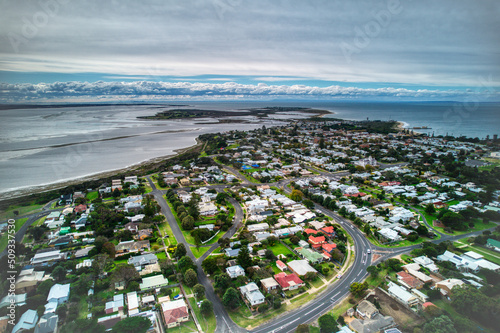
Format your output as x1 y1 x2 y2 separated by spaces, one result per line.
158 220 178 246
156 252 167 260
290 292 311 303
455 243 500 266
329 297 353 319
86 191 98 200
268 242 295 257
0 218 28 252
188 297 216 333
365 268 389 288
228 303 288 330
191 246 211 259
309 326 320 333
0 203 45 220
309 278 324 289
77 296 89 319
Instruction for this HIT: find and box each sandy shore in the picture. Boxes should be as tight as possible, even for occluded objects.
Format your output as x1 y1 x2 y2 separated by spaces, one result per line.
0 140 202 202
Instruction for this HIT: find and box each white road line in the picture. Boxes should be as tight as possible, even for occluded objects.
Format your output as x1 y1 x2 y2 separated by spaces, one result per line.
303 304 323 317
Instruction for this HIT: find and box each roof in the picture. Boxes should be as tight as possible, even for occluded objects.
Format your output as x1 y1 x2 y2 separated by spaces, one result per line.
349 314 395 333
47 283 70 301
276 260 287 269
320 226 335 235
128 253 157 266
296 247 323 263
127 292 139 310
139 274 169 290
12 309 38 333
357 300 377 316
34 313 58 333
463 251 483 260
287 260 317 276
322 243 337 252
304 228 318 235
274 272 304 289
308 235 326 244
162 300 188 325
261 277 279 289
387 282 416 304
487 238 500 248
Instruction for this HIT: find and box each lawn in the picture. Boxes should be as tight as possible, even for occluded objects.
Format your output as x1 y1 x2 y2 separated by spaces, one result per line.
191 246 212 259
309 278 325 289
456 243 500 266
228 304 288 330
86 191 98 200
329 297 353 319
365 268 389 288
0 203 45 220
0 218 28 252
188 298 216 333
268 242 295 257
158 220 178 246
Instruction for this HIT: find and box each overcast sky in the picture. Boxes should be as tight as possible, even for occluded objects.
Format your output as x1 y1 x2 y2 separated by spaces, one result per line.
0 0 499 102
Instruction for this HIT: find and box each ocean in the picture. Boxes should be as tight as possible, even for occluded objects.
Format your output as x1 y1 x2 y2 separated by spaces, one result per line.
0 101 498 198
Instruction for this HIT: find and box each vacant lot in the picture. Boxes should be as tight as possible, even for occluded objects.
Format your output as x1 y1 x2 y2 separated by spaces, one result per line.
372 288 425 331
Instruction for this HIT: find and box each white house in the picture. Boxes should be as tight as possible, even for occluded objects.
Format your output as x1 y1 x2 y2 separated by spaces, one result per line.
240 282 265 307
47 283 70 305
226 265 245 279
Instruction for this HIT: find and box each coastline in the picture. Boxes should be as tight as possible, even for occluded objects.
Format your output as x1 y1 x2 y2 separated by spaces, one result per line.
0 140 202 202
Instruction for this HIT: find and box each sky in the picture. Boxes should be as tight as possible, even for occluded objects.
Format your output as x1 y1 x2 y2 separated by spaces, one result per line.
0 0 499 103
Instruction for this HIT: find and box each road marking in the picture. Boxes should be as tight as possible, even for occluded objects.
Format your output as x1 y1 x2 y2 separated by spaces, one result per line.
303 304 323 317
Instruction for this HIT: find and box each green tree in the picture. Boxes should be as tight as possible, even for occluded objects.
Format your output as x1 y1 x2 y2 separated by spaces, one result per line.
181 216 195 230
51 265 67 282
295 324 310 333
423 315 457 333
185 268 198 287
366 265 379 278
60 318 105 333
222 287 240 309
318 314 337 333
174 243 187 258
302 199 314 209
425 204 436 215
178 256 196 273
193 284 206 299
202 256 218 275
349 282 368 297
290 189 304 202
200 300 213 316
236 246 252 269
214 273 231 290
37 279 55 297
111 316 150 333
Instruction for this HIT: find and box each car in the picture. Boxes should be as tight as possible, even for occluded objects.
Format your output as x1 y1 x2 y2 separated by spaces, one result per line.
367 249 371 254
336 273 343 279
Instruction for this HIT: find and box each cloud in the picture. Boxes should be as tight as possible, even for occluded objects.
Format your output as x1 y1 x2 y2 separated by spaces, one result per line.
1 80 497 103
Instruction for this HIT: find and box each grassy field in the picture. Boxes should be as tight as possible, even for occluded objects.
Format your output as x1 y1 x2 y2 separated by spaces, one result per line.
191 246 212 259
158 220 178 246
0 217 28 252
453 241 500 265
0 203 44 220
188 297 216 333
268 242 295 257
86 191 98 200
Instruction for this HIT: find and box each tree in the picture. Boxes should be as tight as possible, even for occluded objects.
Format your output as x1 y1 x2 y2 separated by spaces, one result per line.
200 300 213 316
425 203 436 215
416 225 429 236
178 256 196 273
349 282 368 297
451 285 500 327
37 279 55 297
222 287 240 309
290 189 304 202
110 264 140 285
193 284 206 299
237 246 252 269
174 243 187 258
111 316 151 333
181 216 195 230
304 271 316 281
52 265 67 282
216 192 229 204
214 273 231 290
366 265 379 278
59 318 105 333
185 269 198 287
290 235 300 245
102 242 116 258
318 314 337 333
295 324 310 333
202 256 218 275
423 315 457 333
303 199 314 209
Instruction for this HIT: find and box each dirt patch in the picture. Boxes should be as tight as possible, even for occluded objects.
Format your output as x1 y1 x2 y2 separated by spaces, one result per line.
433 220 445 228
372 288 425 331
372 254 382 263
429 273 443 284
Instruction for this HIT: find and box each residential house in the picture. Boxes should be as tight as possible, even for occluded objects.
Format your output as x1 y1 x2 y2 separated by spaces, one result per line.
240 283 265 307
296 247 323 264
435 279 465 295
226 265 245 279
97 314 121 330
0 294 27 308
349 314 395 333
320 226 336 238
486 238 500 252
356 300 379 319
105 294 124 314
396 271 424 289
274 272 305 291
15 268 45 294
31 249 67 266
276 260 287 271
12 309 38 333
308 235 326 249
115 240 150 255
135 228 153 240
139 275 169 291
34 313 58 333
128 253 158 271
47 283 70 305
127 292 139 315
260 277 280 293
287 260 317 277
387 282 418 307
412 256 439 273
161 299 189 328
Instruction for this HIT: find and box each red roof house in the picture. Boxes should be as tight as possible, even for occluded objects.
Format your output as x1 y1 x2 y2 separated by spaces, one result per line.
162 300 189 328
304 228 318 235
74 204 87 213
308 236 326 249
276 260 287 271
322 243 337 254
320 226 335 238
274 272 305 291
